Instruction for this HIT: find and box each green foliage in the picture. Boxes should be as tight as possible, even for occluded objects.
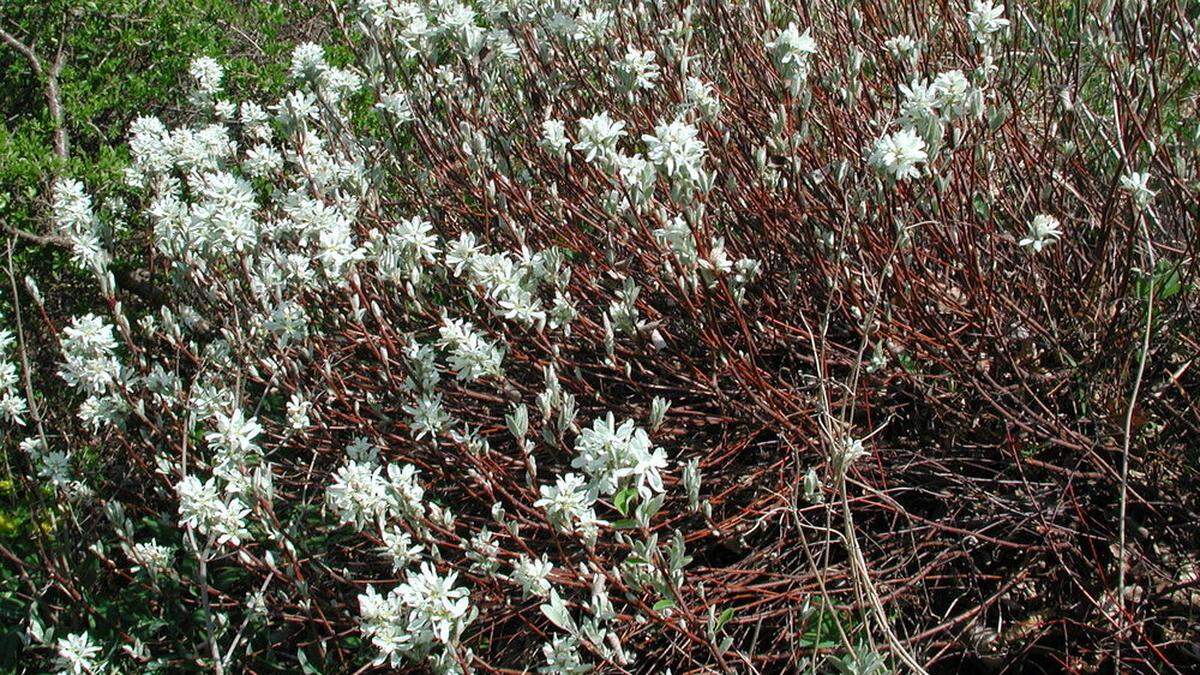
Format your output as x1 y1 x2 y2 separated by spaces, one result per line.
0 0 318 236
1134 259 1185 303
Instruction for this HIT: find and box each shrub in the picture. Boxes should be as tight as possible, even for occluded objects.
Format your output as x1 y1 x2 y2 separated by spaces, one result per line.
3 0 1199 672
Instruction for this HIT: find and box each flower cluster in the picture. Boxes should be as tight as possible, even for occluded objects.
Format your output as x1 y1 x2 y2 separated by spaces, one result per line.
643 120 707 186
55 632 102 675
175 475 252 547
571 413 668 499
57 314 128 430
52 178 110 273
0 320 27 426
327 457 426 531
617 47 660 92
1020 214 1063 253
766 22 818 94
19 437 79 494
358 563 476 671
1121 170 1156 211
869 128 929 181
967 1 1010 44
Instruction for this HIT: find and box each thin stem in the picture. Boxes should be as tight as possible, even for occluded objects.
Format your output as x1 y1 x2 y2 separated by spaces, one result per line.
1116 210 1154 663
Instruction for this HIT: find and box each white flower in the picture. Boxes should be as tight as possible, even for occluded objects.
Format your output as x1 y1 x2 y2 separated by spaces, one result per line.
126 116 172 178
574 112 626 163
766 22 817 87
0 361 17 391
357 585 412 665
655 215 700 267
380 527 423 571
535 473 593 528
869 128 928 181
370 217 438 286
931 69 973 119
243 143 283 178
57 314 120 394
437 3 485 54
290 42 329 81
401 563 474 642
169 123 236 173
357 0 398 26
51 179 109 272
684 77 721 118
618 47 660 91
55 632 101 675
835 436 869 471
130 539 174 576
327 460 390 529
642 120 707 183
286 393 312 430
572 413 667 498
52 178 97 236
385 463 427 520
486 28 520 61
189 171 260 254
175 475 252 546
885 35 920 64
0 391 28 426
189 56 224 96
466 527 499 573
404 393 452 440
615 443 668 498
967 1 1010 43
512 554 554 598
77 392 128 431
266 300 309 346
376 89 414 122
322 67 362 102
498 290 547 329
205 408 264 467
1120 170 1156 210
358 563 475 668
612 152 651 189
214 99 237 120
899 78 938 125
394 216 440 262
20 434 78 493
573 9 613 44
541 119 569 155
1019 214 1063 253
444 232 482 277
402 339 441 393
239 101 273 139
438 317 503 381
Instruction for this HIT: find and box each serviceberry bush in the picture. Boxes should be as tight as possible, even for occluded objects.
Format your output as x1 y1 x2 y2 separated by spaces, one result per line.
4 0 1200 672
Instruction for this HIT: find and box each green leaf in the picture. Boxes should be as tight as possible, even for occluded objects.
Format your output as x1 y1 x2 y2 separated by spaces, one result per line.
296 648 321 675
652 598 676 611
715 607 734 633
1157 265 1183 301
613 487 638 516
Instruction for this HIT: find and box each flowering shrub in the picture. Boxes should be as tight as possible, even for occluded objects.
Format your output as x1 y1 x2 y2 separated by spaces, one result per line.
4 0 1200 672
